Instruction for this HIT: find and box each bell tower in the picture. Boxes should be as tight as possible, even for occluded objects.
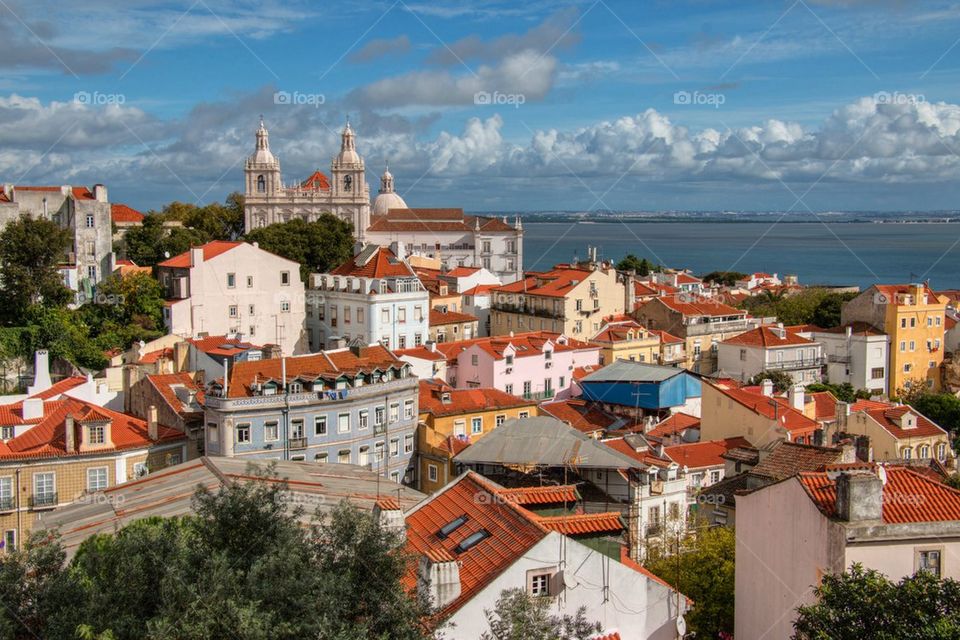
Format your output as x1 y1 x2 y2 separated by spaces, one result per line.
330 118 370 240
244 116 282 197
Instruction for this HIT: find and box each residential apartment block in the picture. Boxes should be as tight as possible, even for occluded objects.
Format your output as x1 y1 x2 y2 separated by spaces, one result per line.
157 241 307 355
307 244 429 352
841 283 947 392
717 324 824 384
804 323 890 395
700 379 822 447
203 344 418 484
490 265 627 340
839 399 955 466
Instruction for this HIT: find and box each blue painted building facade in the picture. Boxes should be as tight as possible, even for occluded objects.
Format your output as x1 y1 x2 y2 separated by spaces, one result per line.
578 360 701 416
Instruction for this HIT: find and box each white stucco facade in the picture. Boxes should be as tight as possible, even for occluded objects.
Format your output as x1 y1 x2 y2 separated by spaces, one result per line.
808 326 890 395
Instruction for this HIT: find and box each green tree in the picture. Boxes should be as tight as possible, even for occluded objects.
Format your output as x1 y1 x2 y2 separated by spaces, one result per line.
645 525 734 638
245 214 354 280
20 306 106 370
616 254 653 276
480 588 601 640
749 370 796 393
793 564 960 639
0 215 73 323
738 288 857 328
805 382 872 404
75 272 165 353
702 271 747 286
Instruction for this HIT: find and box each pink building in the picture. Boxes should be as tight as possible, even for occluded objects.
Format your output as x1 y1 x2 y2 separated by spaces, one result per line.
428 331 599 401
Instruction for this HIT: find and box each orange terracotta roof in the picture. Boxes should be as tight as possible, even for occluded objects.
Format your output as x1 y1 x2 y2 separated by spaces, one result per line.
434 331 595 363
157 240 243 268
110 203 143 223
817 321 885 336
572 364 602 381
675 273 701 284
722 326 813 347
439 435 473 456
0 397 185 460
799 467 960 523
647 412 700 438
664 437 753 469
16 186 95 200
647 329 683 344
31 376 86 400
147 372 204 416
376 496 401 511
223 344 404 398
854 402 947 440
495 485 580 505
591 319 655 343
137 347 173 364
493 268 598 299
445 266 480 278
368 209 515 233
300 170 331 191
946 316 957 331
539 399 621 435
807 391 839 421
418 379 534 417
188 335 262 358
649 295 744 318
403 472 548 617
536 512 624 535
429 308 478 326
711 382 819 434
873 283 939 302
330 246 416 279
0 377 88 425
394 346 446 362
461 283 498 296
603 437 674 468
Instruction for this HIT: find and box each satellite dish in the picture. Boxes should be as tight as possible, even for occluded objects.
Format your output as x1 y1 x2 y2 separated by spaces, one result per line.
676 615 687 636
878 466 888 486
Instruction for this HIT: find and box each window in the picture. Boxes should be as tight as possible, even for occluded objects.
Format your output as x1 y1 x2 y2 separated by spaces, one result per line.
414 333 423 346
314 416 327 436
910 317 916 328
227 273 236 288
902 447 912 460
264 421 279 441
505 383 514 395
87 467 108 492
518 411 530 419
920 445 930 458
558 376 565 388
496 414 506 428
281 271 290 286
390 438 399 457
901 318 907 328
471 417 483 435
338 449 351 464
471 354 479 366
290 418 304 439
404 399 414 419
359 445 370 466
344 306 351 323
900 341 906 352
740 349 747 361
3 530 15 553
247 275 254 287
236 423 251 443
88 424 105 445
33 472 55 506
87 265 97 280
281 300 290 312
315 452 328 463
404 434 414 454
428 464 438 482
374 441 385 462
229 305 238 318
904 363 913 373
389 402 400 423
936 316 942 326
85 213 95 228
338 412 350 433
710 470 722 484
398 308 406 323
454 420 466 437
381 309 390 324
917 549 942 578
938 443 948 461
909 340 916 351
358 410 369 430
414 306 423 322
575 299 583 311
0 426 11 440
871 367 885 380
529 571 552 597
375 406 385 428
398 335 406 349
257 175 265 192
248 304 255 315
523 381 531 397
0 477 12 510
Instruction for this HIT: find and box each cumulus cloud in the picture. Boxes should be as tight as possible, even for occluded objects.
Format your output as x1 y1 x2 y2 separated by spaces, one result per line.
0 20 136 74
349 35 411 63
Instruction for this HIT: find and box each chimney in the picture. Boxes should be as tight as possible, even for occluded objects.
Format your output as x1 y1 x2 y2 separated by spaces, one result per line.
92 183 108 203
761 378 774 397
624 271 636 313
21 398 43 421
418 551 461 611
840 443 857 463
390 240 406 259
835 471 883 522
788 383 804 411
147 405 159 440
773 322 786 339
27 350 52 395
190 246 204 267
65 414 76 452
372 498 406 542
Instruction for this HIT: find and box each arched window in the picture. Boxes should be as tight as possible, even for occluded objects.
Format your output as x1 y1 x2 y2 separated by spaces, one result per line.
343 174 352 192
256 175 266 193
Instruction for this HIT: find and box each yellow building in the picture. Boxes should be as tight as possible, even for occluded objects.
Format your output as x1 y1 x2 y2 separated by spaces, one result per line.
589 317 662 365
841 399 954 467
841 284 947 393
0 398 187 552
416 379 538 493
489 266 627 339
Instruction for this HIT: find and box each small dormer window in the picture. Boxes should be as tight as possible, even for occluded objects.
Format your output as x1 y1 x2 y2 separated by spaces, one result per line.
288 382 302 394
441 392 451 404
88 424 105 445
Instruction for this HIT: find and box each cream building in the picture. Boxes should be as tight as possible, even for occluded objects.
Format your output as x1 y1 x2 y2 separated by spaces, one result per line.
489 266 627 340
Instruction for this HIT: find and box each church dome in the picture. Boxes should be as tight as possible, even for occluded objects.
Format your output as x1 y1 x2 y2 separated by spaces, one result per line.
373 191 408 216
249 117 277 165
335 121 362 165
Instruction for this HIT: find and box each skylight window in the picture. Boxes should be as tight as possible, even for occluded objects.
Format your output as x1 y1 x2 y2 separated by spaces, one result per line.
437 515 469 539
455 529 491 553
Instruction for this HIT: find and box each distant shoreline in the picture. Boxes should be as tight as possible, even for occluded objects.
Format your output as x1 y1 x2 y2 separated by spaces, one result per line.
518 218 960 225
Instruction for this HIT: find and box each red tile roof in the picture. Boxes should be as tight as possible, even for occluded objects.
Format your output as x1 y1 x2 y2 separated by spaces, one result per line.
853 402 947 440
137 347 173 364
368 209 515 233
603 437 674 468
495 485 580 505
434 331 595 363
110 203 144 223
572 364 602 381
536 512 624 535
223 344 404 398
445 266 480 278
418 379 534 417
403 472 548 617
188 335 262 358
31 376 86 400
710 381 819 434
652 295 744 318
16 186 95 200
648 329 683 344
799 467 960 523
157 240 243 268
493 268 598 298
664 437 753 470
807 391 839 421
591 319 656 343
147 372 204 416
722 326 813 347
817 321 885 337
394 346 447 362
539 399 621 435
330 246 416 279
300 170 331 191
461 283 498 296
439 435 473 456
429 308 478 326
647 412 701 439
0 397 185 460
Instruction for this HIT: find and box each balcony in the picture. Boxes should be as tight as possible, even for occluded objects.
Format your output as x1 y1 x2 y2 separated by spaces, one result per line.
491 303 565 321
0 497 13 511
827 354 851 364
685 319 750 336
766 357 826 371
645 523 662 537
30 493 57 509
288 437 308 451
204 377 416 412
522 390 555 401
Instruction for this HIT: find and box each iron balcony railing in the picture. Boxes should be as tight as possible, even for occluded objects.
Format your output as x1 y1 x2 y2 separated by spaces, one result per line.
30 493 57 508
0 497 13 511
766 357 826 371
288 437 308 451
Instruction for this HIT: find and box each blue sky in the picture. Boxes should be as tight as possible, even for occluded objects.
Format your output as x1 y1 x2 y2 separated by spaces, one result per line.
5 0 960 212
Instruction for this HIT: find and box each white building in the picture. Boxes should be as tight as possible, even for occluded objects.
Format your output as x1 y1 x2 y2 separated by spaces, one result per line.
717 324 824 384
404 471 689 640
805 323 890 395
306 243 429 352
157 241 307 355
735 272 781 290
243 118 371 238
